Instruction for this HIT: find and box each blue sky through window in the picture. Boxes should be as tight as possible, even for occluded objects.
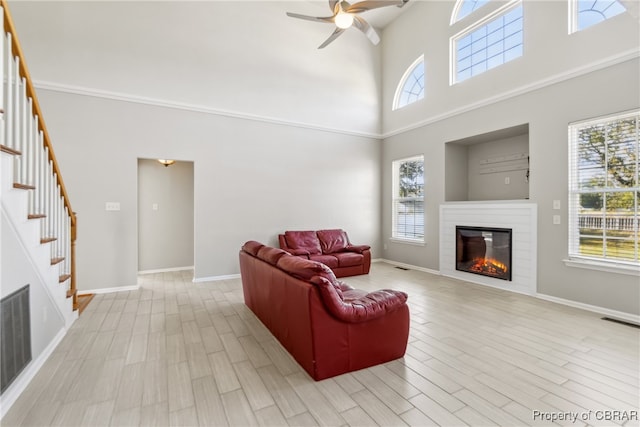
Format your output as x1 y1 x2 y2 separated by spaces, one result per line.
455 4 523 83
577 0 626 31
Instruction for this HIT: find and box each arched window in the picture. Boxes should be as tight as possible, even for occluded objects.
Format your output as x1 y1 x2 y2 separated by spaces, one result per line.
570 0 626 33
393 55 425 110
451 0 490 24
450 0 523 84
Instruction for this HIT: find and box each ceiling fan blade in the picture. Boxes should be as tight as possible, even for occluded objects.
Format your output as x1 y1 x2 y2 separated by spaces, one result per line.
353 15 380 45
329 0 339 14
286 12 335 24
318 27 346 49
346 0 408 14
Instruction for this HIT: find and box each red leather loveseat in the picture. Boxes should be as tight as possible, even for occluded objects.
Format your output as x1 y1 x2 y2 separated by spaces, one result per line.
239 241 409 381
278 229 371 277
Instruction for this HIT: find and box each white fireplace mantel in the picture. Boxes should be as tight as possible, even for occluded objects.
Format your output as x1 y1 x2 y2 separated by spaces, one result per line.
440 201 538 295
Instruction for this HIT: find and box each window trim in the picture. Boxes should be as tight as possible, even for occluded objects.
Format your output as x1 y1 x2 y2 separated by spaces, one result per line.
567 109 640 271
568 0 627 34
392 155 425 243
392 55 425 111
449 0 523 85
450 0 490 25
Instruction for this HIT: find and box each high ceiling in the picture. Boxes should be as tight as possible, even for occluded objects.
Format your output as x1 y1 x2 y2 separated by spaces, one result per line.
9 1 415 135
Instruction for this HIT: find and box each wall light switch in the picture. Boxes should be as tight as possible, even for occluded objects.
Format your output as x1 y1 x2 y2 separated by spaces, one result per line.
553 215 561 225
504 177 510 185
553 200 561 210
152 203 158 211
105 202 120 211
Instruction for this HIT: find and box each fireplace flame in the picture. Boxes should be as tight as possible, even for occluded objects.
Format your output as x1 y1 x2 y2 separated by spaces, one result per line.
470 257 508 276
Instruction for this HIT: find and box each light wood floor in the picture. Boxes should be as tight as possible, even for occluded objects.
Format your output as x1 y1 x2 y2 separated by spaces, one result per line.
3 263 639 427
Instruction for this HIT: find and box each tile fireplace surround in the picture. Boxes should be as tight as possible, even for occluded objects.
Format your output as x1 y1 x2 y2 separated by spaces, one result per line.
440 202 537 295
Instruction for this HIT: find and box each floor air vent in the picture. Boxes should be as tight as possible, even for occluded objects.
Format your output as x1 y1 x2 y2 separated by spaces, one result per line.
394 266 409 271
1 285 32 395
602 317 640 329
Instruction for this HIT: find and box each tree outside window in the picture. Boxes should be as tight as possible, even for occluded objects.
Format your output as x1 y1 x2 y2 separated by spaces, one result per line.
393 156 425 241
569 112 639 264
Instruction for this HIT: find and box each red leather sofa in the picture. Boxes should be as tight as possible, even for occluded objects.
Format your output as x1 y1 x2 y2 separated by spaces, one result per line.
278 229 371 277
239 240 410 381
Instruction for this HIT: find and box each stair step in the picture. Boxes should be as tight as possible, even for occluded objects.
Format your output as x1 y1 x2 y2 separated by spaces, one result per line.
41 237 57 244
13 183 36 190
1 144 20 156
51 257 65 265
76 294 95 314
59 274 71 283
28 214 46 219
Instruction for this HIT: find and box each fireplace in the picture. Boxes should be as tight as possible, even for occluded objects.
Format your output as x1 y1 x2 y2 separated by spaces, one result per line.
456 226 512 281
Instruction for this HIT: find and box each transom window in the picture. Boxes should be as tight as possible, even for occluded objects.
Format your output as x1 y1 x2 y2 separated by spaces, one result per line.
451 0 490 24
451 1 523 84
570 0 626 33
568 110 639 266
393 55 425 110
392 155 425 242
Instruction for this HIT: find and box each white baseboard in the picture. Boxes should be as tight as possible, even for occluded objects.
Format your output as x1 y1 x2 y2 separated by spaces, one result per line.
0 327 66 419
83 285 140 295
536 293 640 325
138 266 194 275
193 274 241 283
378 259 441 275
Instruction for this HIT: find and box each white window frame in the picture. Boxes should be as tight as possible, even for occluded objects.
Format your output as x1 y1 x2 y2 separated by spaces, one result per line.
567 110 640 275
449 0 523 85
450 0 490 25
392 155 425 244
393 55 425 111
568 0 627 34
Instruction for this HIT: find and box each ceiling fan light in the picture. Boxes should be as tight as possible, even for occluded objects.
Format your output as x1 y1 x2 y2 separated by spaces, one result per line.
335 12 354 29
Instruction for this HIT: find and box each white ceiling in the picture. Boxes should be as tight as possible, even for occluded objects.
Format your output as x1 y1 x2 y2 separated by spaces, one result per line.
10 1 415 135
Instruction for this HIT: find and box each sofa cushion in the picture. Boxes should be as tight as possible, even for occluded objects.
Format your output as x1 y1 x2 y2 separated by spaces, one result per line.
284 231 322 255
317 229 349 254
309 254 339 269
277 255 337 283
257 246 289 265
333 252 363 268
310 276 408 323
345 244 370 254
242 240 265 256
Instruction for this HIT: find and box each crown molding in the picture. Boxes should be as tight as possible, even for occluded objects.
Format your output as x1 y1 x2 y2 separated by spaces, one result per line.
32 80 381 140
382 49 640 139
33 49 638 142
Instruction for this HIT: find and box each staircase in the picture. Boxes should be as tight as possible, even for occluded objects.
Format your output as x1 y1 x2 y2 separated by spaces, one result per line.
0 0 78 325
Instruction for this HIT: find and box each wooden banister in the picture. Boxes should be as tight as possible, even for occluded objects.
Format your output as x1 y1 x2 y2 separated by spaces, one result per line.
2 0 78 309
1 0 75 228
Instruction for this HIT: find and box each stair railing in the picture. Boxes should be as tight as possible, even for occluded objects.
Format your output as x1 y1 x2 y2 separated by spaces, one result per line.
0 0 78 310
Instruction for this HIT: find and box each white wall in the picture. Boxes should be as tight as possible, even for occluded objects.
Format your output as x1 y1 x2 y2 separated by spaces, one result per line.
138 159 194 272
380 1 639 315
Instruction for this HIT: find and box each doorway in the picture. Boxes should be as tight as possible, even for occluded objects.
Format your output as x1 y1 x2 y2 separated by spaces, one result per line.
137 158 194 273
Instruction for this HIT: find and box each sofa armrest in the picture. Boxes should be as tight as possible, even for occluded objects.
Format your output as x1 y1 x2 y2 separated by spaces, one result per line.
310 276 407 323
288 248 311 258
344 244 371 254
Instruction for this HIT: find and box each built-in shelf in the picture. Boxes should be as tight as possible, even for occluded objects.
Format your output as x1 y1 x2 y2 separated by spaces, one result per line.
445 124 529 202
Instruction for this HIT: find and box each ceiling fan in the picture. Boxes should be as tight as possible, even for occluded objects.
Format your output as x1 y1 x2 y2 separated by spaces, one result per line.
286 0 409 49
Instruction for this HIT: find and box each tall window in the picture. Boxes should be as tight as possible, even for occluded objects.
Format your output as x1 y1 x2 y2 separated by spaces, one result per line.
568 110 639 266
570 0 626 33
392 156 425 242
451 1 523 84
393 55 425 110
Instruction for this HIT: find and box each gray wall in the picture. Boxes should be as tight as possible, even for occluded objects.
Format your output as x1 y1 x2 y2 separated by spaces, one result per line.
467 135 529 201
379 1 639 315
138 159 194 272
37 89 381 290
